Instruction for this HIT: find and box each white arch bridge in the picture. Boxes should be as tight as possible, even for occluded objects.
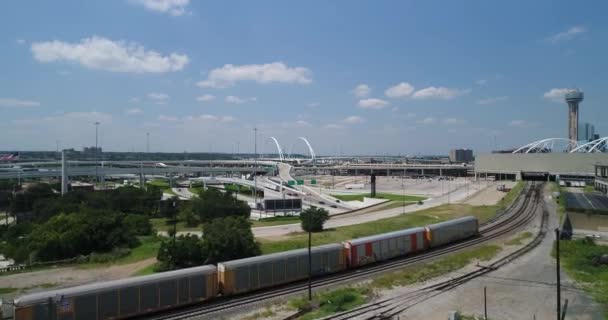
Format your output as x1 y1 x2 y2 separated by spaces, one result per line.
512 137 608 153
267 137 316 162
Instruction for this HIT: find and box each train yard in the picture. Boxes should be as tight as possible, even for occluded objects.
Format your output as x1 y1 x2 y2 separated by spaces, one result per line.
144 183 541 320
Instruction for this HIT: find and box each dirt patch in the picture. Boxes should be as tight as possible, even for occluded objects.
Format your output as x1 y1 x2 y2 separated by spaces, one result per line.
461 181 516 206
0 258 156 299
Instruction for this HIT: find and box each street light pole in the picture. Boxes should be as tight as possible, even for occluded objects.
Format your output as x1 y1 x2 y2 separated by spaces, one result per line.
308 209 312 301
95 121 100 184
253 128 259 215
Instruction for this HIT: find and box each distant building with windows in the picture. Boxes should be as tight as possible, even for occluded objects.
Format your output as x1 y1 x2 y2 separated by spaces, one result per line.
449 149 474 163
595 164 608 195
83 146 102 157
578 122 596 142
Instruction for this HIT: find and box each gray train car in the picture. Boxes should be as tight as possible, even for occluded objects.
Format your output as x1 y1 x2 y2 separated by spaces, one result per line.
344 227 426 267
218 243 346 295
12 265 217 320
425 216 479 248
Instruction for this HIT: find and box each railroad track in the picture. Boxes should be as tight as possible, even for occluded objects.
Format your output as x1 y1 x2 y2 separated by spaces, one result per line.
323 182 547 320
147 182 539 320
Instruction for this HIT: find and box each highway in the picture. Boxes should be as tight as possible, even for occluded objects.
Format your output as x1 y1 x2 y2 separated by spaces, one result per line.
0 165 269 179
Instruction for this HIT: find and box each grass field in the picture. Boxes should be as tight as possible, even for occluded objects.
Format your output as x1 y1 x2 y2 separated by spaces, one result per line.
331 193 427 202
260 204 501 254
505 231 533 245
289 287 371 320
252 215 301 227
147 179 169 188
584 184 596 193
370 201 417 212
80 236 162 269
371 245 501 288
497 181 524 209
558 239 608 316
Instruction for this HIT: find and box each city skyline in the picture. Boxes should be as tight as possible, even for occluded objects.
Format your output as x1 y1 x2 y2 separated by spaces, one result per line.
1 1 607 155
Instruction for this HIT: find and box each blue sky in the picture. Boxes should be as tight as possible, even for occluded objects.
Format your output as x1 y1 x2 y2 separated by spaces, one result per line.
1 0 607 155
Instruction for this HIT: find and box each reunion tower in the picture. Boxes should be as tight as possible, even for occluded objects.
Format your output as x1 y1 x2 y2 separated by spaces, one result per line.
565 89 584 149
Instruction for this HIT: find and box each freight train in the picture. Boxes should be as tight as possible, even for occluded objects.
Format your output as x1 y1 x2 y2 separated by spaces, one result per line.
8 216 478 320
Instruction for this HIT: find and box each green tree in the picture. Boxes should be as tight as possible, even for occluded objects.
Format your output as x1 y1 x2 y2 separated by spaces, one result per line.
202 216 260 264
123 214 153 236
156 234 205 271
25 208 139 262
191 188 250 223
178 207 199 227
300 207 330 232
10 183 56 215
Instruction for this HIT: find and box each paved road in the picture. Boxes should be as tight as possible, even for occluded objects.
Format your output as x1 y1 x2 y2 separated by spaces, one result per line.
160 180 491 239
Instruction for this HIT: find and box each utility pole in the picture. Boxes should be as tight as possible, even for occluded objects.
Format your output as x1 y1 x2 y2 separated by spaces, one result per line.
308 209 312 301
484 286 488 320
253 128 258 215
95 122 100 184
555 228 561 320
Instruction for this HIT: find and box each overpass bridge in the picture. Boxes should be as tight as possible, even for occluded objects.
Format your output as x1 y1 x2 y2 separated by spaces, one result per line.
295 163 472 177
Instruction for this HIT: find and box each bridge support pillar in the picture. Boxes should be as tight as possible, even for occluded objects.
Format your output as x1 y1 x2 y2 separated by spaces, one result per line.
61 150 68 195
421 169 425 175
440 168 443 177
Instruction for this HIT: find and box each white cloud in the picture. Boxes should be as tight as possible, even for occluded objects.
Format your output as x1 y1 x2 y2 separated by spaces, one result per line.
477 96 508 105
126 108 143 115
352 84 370 98
16 38 26 45
159 115 179 121
130 0 190 16
295 120 311 127
476 79 488 86
342 116 364 124
412 87 470 100
385 82 414 98
13 111 111 126
442 118 465 125
225 95 257 104
416 117 435 125
31 36 189 73
509 120 527 127
129 97 141 103
547 26 586 43
307 102 320 108
358 98 389 109
0 98 40 108
406 112 416 118
543 88 574 102
183 114 235 122
391 107 399 112
197 62 312 88
148 92 169 104
324 124 345 129
196 94 215 102
57 70 71 76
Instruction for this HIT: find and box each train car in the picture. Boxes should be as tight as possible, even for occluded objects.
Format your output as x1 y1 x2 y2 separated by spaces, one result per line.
344 227 426 267
12 265 217 320
218 243 346 295
425 216 479 248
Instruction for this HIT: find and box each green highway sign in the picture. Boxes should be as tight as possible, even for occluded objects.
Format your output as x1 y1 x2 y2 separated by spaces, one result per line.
297 180 304 185
311 179 317 185
288 180 296 185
